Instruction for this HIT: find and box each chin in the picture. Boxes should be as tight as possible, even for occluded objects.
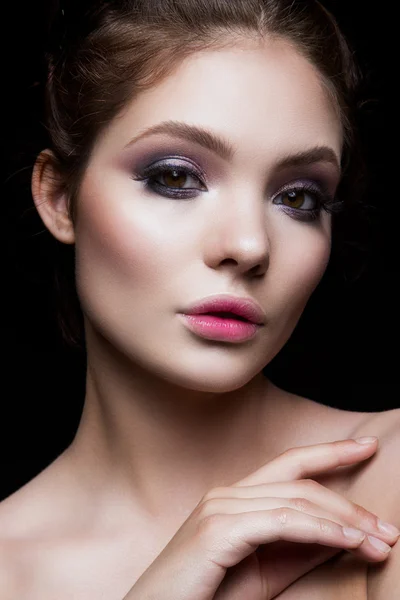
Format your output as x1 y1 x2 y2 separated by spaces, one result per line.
142 350 270 395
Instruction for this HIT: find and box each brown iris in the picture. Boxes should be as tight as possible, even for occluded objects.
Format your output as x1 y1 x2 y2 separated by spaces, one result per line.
282 190 306 209
162 169 187 188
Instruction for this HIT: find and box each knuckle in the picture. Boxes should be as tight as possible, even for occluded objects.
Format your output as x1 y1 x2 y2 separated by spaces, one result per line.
317 519 332 535
353 502 377 528
202 486 228 502
280 447 307 478
290 497 312 513
198 497 223 518
282 446 298 458
197 512 225 538
275 508 294 526
299 478 319 491
352 502 368 520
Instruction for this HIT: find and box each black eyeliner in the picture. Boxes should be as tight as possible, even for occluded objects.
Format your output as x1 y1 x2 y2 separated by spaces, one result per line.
132 157 207 199
132 158 341 223
272 179 335 222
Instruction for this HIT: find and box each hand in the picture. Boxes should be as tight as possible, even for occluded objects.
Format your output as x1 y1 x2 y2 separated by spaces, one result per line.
123 437 399 600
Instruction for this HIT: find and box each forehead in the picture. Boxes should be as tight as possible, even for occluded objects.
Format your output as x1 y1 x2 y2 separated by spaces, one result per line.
95 37 342 163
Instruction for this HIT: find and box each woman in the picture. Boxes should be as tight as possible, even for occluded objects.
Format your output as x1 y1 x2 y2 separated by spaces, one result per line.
1 1 398 598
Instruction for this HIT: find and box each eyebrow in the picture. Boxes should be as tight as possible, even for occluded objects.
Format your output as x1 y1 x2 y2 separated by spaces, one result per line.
124 120 341 174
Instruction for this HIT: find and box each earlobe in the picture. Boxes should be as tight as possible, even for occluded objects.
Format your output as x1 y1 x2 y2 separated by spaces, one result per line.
31 149 75 245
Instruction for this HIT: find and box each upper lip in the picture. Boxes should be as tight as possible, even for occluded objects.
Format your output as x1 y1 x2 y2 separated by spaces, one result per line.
182 294 266 325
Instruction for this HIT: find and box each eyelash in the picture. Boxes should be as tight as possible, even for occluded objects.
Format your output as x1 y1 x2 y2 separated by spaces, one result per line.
132 160 342 222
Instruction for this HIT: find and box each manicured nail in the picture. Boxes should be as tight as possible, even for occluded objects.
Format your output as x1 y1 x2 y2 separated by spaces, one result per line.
354 436 378 444
368 535 391 553
343 527 365 541
378 519 400 537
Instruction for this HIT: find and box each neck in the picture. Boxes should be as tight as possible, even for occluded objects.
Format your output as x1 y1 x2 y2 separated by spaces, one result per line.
64 326 294 532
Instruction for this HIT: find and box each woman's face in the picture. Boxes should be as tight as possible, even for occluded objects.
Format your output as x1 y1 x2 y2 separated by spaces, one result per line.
74 37 342 392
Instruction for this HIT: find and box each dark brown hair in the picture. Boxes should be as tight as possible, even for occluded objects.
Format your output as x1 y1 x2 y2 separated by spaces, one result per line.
41 0 364 349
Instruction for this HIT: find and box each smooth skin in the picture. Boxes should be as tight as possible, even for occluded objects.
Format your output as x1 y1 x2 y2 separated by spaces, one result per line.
1 35 399 599
125 437 398 600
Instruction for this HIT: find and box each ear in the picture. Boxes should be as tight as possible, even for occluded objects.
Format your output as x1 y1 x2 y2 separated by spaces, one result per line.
31 149 75 245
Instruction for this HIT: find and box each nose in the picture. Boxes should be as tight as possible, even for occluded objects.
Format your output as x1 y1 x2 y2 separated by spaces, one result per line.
203 190 270 278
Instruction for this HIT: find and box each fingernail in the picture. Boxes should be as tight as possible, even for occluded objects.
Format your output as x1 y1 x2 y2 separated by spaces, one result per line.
343 527 365 541
354 436 378 444
378 519 400 537
368 535 391 553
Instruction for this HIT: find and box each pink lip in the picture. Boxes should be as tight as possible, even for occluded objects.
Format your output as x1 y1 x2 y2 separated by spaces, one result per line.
179 314 259 343
181 294 266 325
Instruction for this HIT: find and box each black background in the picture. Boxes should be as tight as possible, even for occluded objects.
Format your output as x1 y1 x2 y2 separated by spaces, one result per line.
0 1 394 501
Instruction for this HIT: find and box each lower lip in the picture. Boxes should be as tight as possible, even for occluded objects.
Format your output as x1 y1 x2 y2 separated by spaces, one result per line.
179 314 261 342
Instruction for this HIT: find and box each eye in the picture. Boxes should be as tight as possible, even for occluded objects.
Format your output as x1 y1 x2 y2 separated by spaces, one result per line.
151 167 203 190
274 188 319 211
132 160 207 199
272 181 334 222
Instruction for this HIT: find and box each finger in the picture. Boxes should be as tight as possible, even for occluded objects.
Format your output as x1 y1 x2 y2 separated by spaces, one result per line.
208 479 399 546
204 508 367 573
232 437 378 487
200 495 396 562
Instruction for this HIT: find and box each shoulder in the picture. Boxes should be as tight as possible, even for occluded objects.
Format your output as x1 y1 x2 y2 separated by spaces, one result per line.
348 407 400 511
0 467 55 597
0 449 83 540
286 394 400 596
306 404 400 597
348 408 400 598
0 451 83 593
0 539 24 599
0 457 93 599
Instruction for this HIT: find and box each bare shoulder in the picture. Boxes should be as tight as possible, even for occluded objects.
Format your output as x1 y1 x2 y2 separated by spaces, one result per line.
280 384 399 450
350 405 400 441
0 456 68 597
273 395 400 599
274 385 400 511
348 407 400 598
0 454 153 599
269 383 381 448
310 402 400 504
0 451 75 539
347 405 400 504
0 451 96 596
0 541 20 599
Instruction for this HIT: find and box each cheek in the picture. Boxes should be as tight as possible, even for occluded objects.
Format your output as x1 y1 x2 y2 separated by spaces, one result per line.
291 241 330 303
270 223 331 316
72 177 177 320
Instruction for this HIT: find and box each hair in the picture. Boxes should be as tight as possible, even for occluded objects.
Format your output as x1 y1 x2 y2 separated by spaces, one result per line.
39 0 365 350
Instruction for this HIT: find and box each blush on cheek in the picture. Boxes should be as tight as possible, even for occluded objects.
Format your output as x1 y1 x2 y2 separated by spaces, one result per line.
73 175 179 341
73 191 136 317
297 242 331 312
301 235 331 290
279 230 331 317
